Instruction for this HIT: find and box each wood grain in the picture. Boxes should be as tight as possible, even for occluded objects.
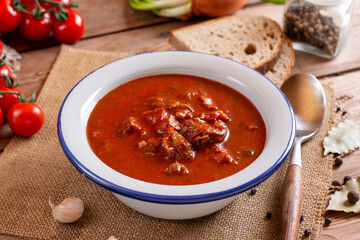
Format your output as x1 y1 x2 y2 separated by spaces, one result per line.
279 165 303 240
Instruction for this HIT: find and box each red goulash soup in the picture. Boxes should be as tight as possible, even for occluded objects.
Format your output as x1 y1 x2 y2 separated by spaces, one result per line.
86 74 266 185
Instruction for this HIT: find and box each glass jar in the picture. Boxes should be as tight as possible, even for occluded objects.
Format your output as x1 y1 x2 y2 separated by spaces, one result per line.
283 0 357 59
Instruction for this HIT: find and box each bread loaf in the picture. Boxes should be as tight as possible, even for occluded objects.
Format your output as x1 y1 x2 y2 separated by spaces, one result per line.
170 15 284 74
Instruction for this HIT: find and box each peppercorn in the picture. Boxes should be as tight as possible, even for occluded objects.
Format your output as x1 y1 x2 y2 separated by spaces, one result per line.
336 107 341 112
342 111 347 116
304 229 312 237
334 153 340 158
300 215 304 223
266 212 272 219
334 157 343 167
325 218 332 226
347 191 360 204
344 175 352 184
250 188 257 195
332 180 342 186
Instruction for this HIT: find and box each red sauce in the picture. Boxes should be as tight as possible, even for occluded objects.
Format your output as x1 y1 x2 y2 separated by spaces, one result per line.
86 74 266 185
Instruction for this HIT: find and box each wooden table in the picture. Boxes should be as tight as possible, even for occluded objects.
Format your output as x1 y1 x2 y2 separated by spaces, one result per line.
1 0 360 239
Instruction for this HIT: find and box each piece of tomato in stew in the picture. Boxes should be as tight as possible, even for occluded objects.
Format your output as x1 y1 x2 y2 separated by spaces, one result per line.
86 74 266 185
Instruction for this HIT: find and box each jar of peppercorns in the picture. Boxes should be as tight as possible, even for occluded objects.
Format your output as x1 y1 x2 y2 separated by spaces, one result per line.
283 0 357 59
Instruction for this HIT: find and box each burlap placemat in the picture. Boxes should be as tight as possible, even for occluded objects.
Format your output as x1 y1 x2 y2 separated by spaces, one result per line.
0 45 334 240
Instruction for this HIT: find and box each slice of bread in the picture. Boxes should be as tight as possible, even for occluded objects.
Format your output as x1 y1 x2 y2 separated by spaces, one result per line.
265 35 295 87
170 15 283 74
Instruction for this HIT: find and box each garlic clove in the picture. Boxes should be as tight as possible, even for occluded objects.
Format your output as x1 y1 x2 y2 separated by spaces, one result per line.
49 196 84 223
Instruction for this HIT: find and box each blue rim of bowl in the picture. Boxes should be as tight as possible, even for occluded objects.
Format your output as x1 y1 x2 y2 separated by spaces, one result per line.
57 51 296 205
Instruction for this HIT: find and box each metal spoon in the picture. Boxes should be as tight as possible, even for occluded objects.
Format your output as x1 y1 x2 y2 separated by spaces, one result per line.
278 73 326 240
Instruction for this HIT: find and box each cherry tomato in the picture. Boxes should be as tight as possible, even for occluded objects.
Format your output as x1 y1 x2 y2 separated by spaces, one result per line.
20 5 52 41
7 102 44 136
0 86 25 118
41 0 71 10
0 64 12 86
0 0 22 33
0 107 3 129
53 9 84 44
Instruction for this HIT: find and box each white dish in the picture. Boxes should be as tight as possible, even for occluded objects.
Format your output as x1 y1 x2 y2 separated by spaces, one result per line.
58 51 295 220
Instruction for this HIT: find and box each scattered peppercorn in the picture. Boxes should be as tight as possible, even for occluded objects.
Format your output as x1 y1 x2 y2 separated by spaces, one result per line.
250 188 257 195
332 180 342 186
344 175 352 184
342 111 347 116
304 229 312 237
266 212 272 219
300 215 304 223
347 191 360 204
336 107 341 112
334 157 343 167
325 218 332 226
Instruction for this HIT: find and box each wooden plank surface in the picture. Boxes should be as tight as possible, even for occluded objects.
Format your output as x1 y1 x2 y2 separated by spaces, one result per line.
320 71 360 240
1 1 360 239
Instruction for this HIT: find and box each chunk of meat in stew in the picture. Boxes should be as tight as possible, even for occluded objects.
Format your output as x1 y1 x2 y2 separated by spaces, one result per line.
164 161 189 175
204 110 230 122
120 117 142 135
174 109 193 120
199 95 218 110
155 115 180 134
138 138 161 157
168 101 194 112
147 97 165 108
210 144 238 165
143 108 168 125
161 129 195 160
179 117 228 148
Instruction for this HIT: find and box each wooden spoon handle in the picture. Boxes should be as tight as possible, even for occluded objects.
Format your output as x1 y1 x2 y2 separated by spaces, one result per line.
278 165 303 240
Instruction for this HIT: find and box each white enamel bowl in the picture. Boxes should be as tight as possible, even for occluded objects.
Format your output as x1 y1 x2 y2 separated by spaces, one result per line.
58 51 295 220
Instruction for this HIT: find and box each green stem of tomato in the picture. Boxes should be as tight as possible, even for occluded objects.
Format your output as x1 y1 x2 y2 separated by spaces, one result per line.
0 75 20 88
12 0 31 14
0 91 35 103
40 0 79 8
0 55 6 67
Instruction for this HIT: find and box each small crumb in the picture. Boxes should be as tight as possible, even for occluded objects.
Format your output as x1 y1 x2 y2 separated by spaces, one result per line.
325 218 332 226
332 180 342 186
266 212 272 219
250 188 257 195
334 157 343 167
344 175 352 184
300 215 304 223
304 229 312 237
347 190 360 204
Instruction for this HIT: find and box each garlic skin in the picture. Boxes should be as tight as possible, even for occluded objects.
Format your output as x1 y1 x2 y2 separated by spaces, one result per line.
49 197 84 223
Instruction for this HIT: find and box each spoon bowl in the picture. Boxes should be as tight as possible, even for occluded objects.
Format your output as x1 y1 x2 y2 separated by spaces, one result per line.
279 73 326 240
281 73 326 138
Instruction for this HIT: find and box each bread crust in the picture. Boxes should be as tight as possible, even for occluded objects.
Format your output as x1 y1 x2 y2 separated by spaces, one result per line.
265 34 295 86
